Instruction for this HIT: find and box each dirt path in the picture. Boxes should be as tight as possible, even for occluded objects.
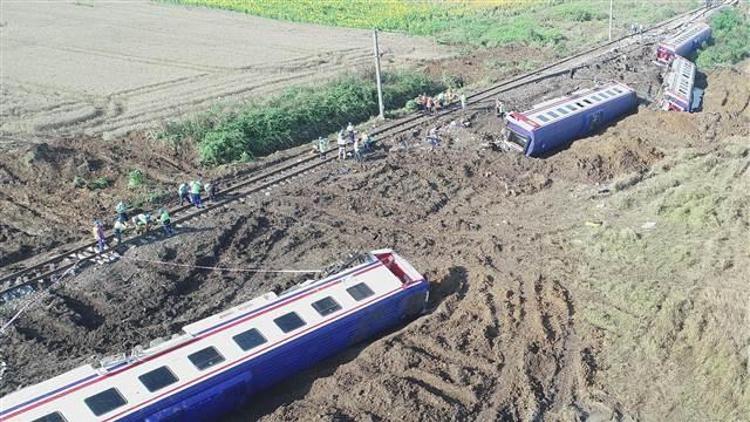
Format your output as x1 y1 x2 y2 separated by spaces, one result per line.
0 0 451 139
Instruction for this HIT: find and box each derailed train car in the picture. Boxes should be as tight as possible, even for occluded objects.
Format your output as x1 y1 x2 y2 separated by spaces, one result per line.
0 249 429 422
656 23 711 64
503 82 638 157
660 55 698 112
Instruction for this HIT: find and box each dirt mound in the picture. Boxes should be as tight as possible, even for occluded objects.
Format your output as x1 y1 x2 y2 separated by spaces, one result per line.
0 133 205 267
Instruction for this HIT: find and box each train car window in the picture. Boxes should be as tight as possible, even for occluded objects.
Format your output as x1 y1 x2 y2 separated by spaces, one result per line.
613 88 623 94
548 111 558 118
591 95 602 101
599 92 610 99
312 296 343 316
582 99 593 105
233 328 267 351
346 283 375 301
32 412 67 422
566 104 577 112
536 114 549 123
606 90 617 96
188 347 225 371
557 108 569 115
274 312 306 333
84 388 127 416
138 366 179 392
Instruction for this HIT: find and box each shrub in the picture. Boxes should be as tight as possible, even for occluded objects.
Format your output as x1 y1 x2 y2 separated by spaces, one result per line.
164 71 444 165
128 169 145 189
73 176 86 188
88 177 110 190
696 8 750 68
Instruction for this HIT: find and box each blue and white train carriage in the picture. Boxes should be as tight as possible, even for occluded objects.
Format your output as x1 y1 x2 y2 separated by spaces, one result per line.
660 55 697 112
0 249 428 422
656 23 711 64
503 82 638 157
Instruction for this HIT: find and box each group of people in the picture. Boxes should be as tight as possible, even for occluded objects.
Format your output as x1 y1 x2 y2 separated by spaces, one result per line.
93 202 174 253
416 89 467 114
312 122 374 163
92 177 220 253
178 179 217 208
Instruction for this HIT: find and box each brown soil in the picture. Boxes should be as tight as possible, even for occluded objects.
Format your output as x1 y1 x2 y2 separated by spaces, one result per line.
1 53 748 422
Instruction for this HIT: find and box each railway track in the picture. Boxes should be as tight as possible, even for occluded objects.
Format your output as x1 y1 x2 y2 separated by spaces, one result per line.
0 1 729 307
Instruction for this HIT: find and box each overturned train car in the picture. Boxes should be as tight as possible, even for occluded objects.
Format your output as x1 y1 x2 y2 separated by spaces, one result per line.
503 82 638 157
0 249 429 422
660 55 698 112
656 23 711 64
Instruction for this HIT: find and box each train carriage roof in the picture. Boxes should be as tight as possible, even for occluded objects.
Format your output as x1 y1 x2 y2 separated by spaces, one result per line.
660 23 711 50
506 82 635 131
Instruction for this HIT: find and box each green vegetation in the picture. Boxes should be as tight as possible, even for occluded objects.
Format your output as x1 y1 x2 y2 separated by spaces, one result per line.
128 169 145 189
573 139 750 420
87 177 110 190
162 0 699 49
696 8 750 68
158 71 444 165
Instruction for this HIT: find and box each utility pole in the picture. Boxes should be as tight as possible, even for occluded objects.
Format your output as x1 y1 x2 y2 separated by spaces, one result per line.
608 0 614 41
373 29 385 120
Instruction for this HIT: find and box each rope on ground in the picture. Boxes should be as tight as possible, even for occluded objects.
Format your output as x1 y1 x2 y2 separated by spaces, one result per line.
119 255 321 274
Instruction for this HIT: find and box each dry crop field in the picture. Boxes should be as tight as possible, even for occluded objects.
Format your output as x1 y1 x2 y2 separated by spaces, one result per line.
0 0 449 140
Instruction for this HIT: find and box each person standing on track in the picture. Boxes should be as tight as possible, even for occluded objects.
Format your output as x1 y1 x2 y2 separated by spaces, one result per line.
113 218 127 246
115 201 128 222
93 220 106 253
318 136 329 160
353 135 362 163
205 181 216 202
178 182 190 206
337 130 347 160
159 208 174 236
190 180 203 208
495 98 506 118
460 94 467 111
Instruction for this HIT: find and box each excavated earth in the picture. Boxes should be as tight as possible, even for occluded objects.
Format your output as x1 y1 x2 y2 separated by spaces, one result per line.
1 51 749 421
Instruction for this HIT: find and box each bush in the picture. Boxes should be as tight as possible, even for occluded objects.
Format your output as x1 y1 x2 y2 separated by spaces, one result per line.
88 177 110 190
163 71 444 165
73 176 86 188
128 169 145 189
696 8 750 68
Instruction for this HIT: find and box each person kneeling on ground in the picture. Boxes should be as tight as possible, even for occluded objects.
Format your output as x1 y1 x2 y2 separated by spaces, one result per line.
133 213 151 235
159 208 174 236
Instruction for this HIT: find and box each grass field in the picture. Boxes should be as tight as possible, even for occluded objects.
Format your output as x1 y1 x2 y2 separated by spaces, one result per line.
162 0 702 51
158 71 444 165
697 6 750 68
